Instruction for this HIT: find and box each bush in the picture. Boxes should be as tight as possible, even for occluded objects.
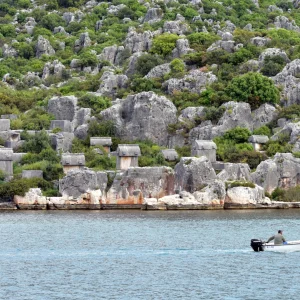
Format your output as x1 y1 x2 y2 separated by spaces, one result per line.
78 94 111 115
170 58 185 76
226 181 255 189
21 130 52 154
187 32 220 51
261 55 286 76
151 33 179 56
135 54 164 77
87 120 115 137
226 72 280 109
200 106 226 125
223 127 251 143
271 186 300 202
253 125 272 137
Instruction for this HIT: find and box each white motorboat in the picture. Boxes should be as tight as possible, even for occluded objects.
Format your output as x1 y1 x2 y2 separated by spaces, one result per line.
251 239 300 253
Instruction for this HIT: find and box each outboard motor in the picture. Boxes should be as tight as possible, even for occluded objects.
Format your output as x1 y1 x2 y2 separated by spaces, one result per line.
251 239 264 252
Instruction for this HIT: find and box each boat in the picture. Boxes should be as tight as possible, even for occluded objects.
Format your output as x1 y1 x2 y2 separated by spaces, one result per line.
251 239 300 253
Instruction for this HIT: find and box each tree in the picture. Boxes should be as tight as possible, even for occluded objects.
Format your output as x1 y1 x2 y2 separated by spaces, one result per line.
226 72 280 109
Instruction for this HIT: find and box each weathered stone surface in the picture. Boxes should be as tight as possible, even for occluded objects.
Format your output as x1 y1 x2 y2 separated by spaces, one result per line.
97 71 128 98
258 48 290 66
274 16 300 32
145 63 171 79
98 45 124 65
270 121 300 144
225 185 270 208
59 169 108 199
74 124 89 140
171 39 194 58
250 37 271 47
36 36 55 58
124 28 154 53
50 132 74 152
2 44 18 58
217 163 252 182
163 20 190 35
48 96 77 121
178 107 205 124
105 167 175 204
22 170 43 179
143 8 163 24
193 180 226 206
100 92 177 146
252 153 300 193
252 104 278 129
42 60 65 80
54 26 68 35
175 157 217 193
74 32 91 52
125 52 143 76
163 70 217 95
14 188 47 208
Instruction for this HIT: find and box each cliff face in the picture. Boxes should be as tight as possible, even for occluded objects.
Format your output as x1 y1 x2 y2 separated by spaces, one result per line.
2 0 300 205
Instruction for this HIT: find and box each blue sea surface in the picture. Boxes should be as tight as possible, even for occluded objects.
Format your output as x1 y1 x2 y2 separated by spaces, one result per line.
0 210 300 300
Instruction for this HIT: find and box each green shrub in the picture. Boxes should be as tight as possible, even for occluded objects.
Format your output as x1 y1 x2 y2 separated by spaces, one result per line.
226 181 256 189
226 72 280 109
88 120 116 137
170 58 185 76
135 54 164 76
253 125 272 137
131 77 162 93
78 94 111 115
151 33 179 56
271 186 300 202
21 130 52 154
187 32 220 51
200 106 226 125
223 127 251 143
261 55 286 76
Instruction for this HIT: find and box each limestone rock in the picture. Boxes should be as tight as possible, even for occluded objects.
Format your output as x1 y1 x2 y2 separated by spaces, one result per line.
105 167 175 204
22 72 41 87
174 157 217 193
100 92 177 146
178 107 206 124
172 38 194 58
163 20 190 35
74 32 91 52
143 8 163 24
14 188 47 207
252 104 278 129
59 169 108 199
274 16 300 32
98 45 125 65
193 180 226 205
163 70 217 95
250 37 271 47
50 132 75 152
48 96 77 121
2 44 18 58
144 63 171 79
36 36 55 58
252 153 300 193
54 26 68 35
42 60 65 80
125 52 143 76
124 28 154 53
107 4 126 15
217 163 252 182
97 71 128 98
258 48 290 66
225 185 268 207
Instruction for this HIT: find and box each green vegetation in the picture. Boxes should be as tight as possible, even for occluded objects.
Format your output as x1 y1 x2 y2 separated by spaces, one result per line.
271 186 300 202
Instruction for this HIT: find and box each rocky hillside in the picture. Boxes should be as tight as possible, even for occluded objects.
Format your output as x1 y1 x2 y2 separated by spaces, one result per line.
2 0 300 204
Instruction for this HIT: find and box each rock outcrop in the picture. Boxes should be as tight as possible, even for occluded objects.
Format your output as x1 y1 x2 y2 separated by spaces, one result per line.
36 36 55 58
100 92 177 146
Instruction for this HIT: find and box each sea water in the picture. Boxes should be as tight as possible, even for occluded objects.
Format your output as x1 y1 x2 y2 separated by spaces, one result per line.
0 209 300 300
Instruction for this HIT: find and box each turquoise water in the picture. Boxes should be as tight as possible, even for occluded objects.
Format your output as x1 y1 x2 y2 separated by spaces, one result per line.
1 210 300 299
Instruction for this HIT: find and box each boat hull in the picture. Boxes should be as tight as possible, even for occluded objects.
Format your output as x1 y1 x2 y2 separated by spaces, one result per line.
263 240 300 253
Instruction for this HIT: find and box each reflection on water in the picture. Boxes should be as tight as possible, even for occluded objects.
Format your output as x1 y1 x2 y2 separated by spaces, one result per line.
1 210 300 299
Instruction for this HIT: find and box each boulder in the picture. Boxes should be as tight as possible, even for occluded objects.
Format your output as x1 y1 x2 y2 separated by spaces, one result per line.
174 157 217 193
105 167 175 205
124 28 154 53
143 8 163 24
48 96 77 121
252 104 278 129
144 63 171 79
163 20 190 35
74 124 89 140
22 72 41 87
274 16 300 32
2 44 18 58
98 45 124 65
217 163 252 182
100 92 177 146
36 36 55 58
225 185 270 208
163 70 217 95
14 188 47 209
258 48 290 66
178 107 206 124
42 60 65 80
250 37 271 47
53 26 68 35
97 71 128 98
50 132 75 152
59 169 108 199
171 39 194 58
252 153 300 193
125 52 143 76
74 32 91 52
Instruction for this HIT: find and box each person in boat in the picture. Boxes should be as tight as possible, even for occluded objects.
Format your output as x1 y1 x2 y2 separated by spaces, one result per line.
266 230 287 245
